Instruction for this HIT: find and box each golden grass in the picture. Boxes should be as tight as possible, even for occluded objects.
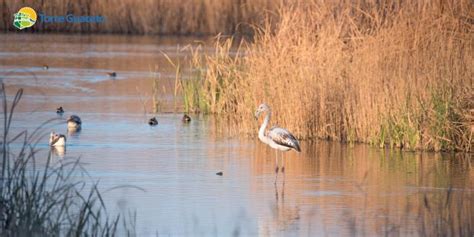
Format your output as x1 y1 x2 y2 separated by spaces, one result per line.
180 1 473 152
1 0 278 34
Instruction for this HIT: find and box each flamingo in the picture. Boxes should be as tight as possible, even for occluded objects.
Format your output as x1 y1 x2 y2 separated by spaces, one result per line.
255 103 301 174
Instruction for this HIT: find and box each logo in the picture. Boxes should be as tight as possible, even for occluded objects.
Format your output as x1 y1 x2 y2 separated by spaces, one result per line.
13 7 37 30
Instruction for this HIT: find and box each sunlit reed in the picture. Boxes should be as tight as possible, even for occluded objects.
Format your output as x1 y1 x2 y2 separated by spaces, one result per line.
177 1 472 152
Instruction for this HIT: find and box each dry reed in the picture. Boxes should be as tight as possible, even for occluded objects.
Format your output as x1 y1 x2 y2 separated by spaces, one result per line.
1 0 278 35
179 1 473 152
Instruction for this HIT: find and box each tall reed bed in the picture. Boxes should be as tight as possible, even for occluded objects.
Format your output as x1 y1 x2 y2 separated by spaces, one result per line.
179 1 473 152
0 84 130 236
1 0 278 35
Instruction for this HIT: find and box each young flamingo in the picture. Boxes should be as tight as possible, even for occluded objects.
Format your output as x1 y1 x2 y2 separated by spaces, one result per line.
254 103 301 176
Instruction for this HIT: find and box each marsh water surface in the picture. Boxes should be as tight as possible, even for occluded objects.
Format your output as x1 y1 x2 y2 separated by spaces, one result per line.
1 34 472 236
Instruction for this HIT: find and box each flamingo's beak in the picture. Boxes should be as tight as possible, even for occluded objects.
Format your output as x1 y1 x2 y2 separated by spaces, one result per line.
254 110 260 120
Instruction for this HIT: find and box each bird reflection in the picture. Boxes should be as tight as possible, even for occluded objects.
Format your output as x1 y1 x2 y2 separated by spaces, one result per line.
275 180 285 202
51 146 66 158
262 181 300 234
67 129 81 137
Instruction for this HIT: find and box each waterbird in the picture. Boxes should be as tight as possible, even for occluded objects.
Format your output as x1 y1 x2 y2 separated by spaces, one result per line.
49 132 66 147
148 117 158 126
182 114 191 123
107 72 117 77
67 115 82 131
255 103 301 175
56 106 64 115
43 64 49 70
216 172 223 176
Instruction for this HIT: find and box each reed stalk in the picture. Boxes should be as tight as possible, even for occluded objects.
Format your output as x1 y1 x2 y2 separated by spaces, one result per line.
0 83 132 236
178 1 473 152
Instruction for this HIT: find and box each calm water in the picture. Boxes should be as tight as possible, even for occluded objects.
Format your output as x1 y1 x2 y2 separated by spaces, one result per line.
1 34 473 236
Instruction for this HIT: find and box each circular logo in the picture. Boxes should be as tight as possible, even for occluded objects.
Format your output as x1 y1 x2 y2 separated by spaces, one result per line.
13 7 37 30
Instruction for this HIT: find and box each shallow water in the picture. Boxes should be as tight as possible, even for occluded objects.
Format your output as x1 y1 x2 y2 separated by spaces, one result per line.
1 34 473 236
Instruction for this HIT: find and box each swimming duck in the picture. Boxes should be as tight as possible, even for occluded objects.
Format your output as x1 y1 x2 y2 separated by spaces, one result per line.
49 132 66 147
107 72 117 77
148 117 158 126
43 64 49 70
182 114 191 123
56 106 64 115
67 115 82 131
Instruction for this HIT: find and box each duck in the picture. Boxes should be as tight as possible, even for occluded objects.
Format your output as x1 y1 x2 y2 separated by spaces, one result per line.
49 132 66 147
67 115 82 131
43 64 49 70
182 114 191 123
56 106 64 115
107 72 117 77
148 117 158 126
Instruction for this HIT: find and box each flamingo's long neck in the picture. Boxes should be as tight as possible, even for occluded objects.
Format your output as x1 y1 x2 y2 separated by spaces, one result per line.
258 109 271 144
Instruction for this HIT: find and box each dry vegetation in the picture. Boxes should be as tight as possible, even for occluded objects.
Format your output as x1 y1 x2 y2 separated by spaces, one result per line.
1 0 472 151
1 0 275 35
178 1 473 152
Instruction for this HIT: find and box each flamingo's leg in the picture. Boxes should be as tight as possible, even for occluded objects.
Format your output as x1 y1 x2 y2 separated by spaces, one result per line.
281 152 285 173
274 150 279 185
275 150 279 173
